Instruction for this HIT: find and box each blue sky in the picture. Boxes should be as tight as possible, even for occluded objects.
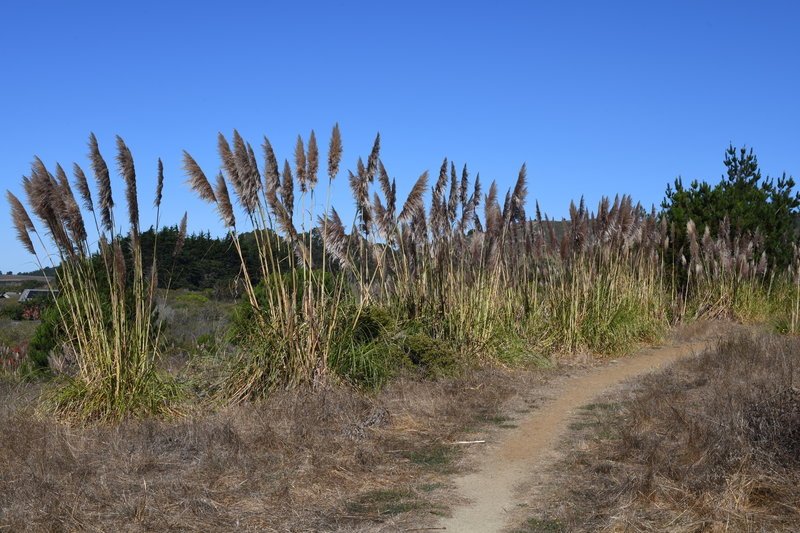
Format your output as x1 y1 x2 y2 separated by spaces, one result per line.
1 0 798 274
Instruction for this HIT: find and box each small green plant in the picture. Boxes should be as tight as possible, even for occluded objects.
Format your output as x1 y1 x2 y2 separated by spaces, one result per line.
513 517 565 533
345 489 423 516
400 332 459 376
402 444 455 472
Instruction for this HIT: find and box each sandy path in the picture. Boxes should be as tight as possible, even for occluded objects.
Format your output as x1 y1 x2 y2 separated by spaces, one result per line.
437 340 711 533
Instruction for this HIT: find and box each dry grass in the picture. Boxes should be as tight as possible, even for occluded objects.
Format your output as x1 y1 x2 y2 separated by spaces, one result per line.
525 329 800 532
0 366 540 532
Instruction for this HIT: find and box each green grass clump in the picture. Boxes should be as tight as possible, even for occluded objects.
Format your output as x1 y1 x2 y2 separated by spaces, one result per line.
512 517 566 532
345 488 423 516
402 444 455 472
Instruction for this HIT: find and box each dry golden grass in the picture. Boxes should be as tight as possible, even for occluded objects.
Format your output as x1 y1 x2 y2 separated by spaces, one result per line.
0 367 545 532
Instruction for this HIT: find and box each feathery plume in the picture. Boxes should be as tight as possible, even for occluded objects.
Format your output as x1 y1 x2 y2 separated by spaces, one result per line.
229 131 259 214
7 191 36 254
72 163 94 212
469 173 483 231
366 133 380 181
154 158 164 208
281 159 295 219
182 151 217 203
55 163 87 245
88 132 113 232
372 192 390 238
218 132 238 186
350 158 372 233
485 181 502 238
28 159 72 253
115 136 139 236
378 160 396 225
215 173 236 228
430 159 449 236
306 130 319 190
327 123 343 181
447 161 459 225
113 240 126 291
459 164 469 205
509 163 528 223
174 211 188 256
294 135 307 192
399 171 429 222
262 136 280 193
319 208 350 268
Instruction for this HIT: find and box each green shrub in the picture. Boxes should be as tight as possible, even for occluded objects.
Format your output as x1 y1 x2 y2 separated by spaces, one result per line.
401 332 459 376
329 340 406 389
28 305 61 369
351 305 394 343
0 302 23 321
172 292 209 308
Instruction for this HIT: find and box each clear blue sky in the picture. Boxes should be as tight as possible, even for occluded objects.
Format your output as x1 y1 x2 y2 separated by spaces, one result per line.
2 0 798 274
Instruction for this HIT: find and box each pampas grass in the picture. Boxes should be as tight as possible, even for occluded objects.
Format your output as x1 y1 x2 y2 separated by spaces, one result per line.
11 125 795 417
8 133 179 421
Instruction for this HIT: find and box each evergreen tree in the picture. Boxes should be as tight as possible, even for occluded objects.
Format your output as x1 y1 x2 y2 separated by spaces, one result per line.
662 145 799 267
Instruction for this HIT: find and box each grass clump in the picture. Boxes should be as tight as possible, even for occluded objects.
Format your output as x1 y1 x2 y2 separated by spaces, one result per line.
402 443 456 473
345 488 423 516
512 517 566 533
7 134 182 421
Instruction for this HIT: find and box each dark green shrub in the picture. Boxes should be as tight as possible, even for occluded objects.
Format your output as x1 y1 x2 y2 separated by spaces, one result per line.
351 305 394 343
0 302 24 321
28 305 62 369
330 340 406 390
401 333 459 376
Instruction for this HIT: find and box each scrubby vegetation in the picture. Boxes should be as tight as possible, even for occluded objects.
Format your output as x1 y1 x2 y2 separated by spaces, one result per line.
2 127 800 530
4 128 800 418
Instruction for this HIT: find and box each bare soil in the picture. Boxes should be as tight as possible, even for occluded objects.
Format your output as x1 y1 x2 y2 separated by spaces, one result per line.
434 323 729 533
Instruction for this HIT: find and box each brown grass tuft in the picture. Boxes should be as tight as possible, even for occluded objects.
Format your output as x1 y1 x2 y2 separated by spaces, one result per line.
535 330 800 532
0 368 524 532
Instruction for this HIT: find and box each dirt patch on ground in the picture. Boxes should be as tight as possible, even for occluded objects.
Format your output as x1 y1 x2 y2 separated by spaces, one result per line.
505 323 800 532
434 322 733 533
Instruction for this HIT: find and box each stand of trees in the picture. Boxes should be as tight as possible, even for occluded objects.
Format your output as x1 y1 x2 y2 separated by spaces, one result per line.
128 227 326 295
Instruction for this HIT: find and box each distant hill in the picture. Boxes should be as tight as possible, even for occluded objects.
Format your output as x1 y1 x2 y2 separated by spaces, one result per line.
0 274 54 286
17 266 57 277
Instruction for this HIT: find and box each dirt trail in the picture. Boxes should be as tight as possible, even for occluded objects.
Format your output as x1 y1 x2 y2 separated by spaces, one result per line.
437 339 712 533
